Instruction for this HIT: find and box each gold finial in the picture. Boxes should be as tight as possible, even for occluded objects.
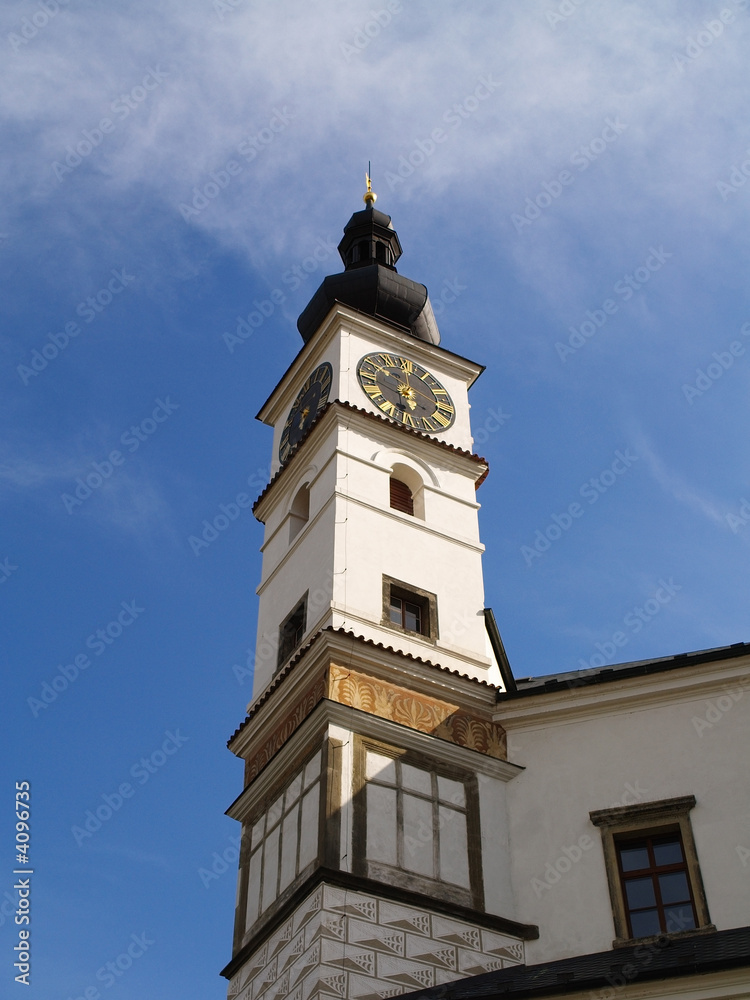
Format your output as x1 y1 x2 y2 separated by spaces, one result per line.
363 162 377 206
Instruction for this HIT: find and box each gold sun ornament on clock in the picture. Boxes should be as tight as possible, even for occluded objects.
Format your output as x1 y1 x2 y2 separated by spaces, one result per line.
356 353 455 432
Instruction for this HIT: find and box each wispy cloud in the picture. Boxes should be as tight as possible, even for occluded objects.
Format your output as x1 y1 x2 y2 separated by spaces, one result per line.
630 427 728 527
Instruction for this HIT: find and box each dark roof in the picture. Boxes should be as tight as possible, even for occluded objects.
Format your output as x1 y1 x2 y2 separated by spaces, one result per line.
298 265 440 345
297 204 440 345
500 641 750 701
398 925 750 999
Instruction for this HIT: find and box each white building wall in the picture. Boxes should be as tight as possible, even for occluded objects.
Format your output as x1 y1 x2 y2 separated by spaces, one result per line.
261 308 484 479
478 776 515 918
253 398 498 698
501 671 750 965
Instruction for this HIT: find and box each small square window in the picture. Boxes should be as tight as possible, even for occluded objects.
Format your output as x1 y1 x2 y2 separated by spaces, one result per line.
382 576 437 641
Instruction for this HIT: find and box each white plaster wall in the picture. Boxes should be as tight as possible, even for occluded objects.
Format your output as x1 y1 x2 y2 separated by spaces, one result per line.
502 679 750 965
263 311 482 477
255 407 496 690
253 307 496 697
252 499 336 696
328 723 354 874
478 776 515 919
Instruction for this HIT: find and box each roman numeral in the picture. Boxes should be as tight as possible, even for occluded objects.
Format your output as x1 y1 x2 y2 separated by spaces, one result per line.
377 354 397 368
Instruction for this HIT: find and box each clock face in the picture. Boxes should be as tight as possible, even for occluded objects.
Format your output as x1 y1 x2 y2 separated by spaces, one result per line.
279 362 333 463
356 353 455 432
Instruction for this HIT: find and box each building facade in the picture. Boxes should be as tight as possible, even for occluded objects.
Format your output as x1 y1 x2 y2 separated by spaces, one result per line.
220 191 750 1000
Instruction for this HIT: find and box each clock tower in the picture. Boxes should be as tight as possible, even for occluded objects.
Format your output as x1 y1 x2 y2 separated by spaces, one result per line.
221 184 536 1000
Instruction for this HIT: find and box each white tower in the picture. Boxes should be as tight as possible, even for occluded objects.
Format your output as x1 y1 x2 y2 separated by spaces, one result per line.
222 185 534 1000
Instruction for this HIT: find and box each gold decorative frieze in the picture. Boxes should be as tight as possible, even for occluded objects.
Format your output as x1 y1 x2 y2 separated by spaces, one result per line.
328 663 506 759
244 673 327 784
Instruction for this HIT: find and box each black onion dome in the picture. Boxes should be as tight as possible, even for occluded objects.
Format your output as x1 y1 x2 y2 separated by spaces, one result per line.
297 205 440 345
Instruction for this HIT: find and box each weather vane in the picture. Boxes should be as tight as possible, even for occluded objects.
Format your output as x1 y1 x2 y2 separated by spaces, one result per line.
363 161 377 206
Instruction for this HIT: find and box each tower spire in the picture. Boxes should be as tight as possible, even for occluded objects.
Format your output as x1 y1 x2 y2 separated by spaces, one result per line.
363 162 377 207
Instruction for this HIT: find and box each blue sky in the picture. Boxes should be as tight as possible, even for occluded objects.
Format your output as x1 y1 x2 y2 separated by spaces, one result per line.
2 1 749 996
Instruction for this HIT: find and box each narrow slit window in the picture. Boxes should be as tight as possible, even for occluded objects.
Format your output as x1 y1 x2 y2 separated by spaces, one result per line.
277 596 307 670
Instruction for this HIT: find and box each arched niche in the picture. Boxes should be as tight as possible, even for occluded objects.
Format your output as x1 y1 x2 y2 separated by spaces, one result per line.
288 482 310 542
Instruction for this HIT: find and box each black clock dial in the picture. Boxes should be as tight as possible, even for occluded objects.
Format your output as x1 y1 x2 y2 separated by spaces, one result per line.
356 352 455 433
279 362 333 463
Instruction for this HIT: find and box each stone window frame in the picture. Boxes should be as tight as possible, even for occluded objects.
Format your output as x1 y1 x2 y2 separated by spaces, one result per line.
381 575 438 642
590 795 714 948
352 735 484 911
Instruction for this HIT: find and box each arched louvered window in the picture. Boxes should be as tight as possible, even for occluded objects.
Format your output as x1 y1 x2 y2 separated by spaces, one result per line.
389 477 414 516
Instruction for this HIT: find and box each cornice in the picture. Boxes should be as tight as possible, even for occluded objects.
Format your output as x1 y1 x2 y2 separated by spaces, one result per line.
221 866 538 981
226 699 522 823
227 626 500 755
494 651 750 729
255 302 485 427
252 399 489 522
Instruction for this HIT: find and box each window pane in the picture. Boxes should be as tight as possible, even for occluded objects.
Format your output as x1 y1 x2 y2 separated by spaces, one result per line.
267 792 284 831
403 793 434 877
366 784 397 864
245 849 262 927
279 803 300 892
437 775 465 807
261 826 280 913
285 772 302 808
665 906 696 934
303 750 321 788
390 598 403 626
251 816 265 851
366 751 397 784
653 838 684 867
659 871 690 905
619 844 649 872
625 876 656 910
630 909 661 938
405 602 421 632
401 763 432 795
439 805 470 888
298 788 320 870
